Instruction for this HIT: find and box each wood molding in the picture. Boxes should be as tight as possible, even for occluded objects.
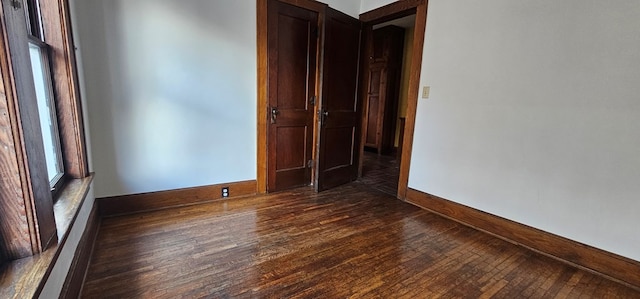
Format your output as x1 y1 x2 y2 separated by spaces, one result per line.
397 3 427 200
0 1 30 262
279 0 326 12
0 0 57 259
41 0 89 179
359 0 425 23
60 201 100 299
98 180 257 217
405 188 640 289
0 176 93 298
257 0 268 194
358 0 428 200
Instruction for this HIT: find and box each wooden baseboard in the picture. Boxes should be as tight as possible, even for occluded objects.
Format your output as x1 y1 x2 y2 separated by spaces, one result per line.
98 180 257 217
405 188 640 289
60 201 100 298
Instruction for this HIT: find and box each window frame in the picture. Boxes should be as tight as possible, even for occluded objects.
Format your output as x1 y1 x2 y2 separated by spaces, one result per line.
28 36 67 194
24 0 68 199
0 0 89 262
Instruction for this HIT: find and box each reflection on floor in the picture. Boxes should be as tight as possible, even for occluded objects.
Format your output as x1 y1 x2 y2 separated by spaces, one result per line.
82 183 640 298
359 150 399 196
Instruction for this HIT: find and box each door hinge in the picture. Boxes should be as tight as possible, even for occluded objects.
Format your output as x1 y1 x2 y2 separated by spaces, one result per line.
307 159 314 168
309 95 316 106
313 26 319 38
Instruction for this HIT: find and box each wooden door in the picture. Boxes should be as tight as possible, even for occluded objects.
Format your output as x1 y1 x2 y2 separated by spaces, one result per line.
267 0 318 192
363 26 404 155
315 8 362 191
364 65 386 151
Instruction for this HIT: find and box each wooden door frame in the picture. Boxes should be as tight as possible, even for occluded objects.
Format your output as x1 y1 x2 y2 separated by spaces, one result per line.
359 0 428 200
258 0 428 196
257 0 327 193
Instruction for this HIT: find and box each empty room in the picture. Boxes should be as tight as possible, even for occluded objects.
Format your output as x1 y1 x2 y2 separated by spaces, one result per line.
1 0 639 298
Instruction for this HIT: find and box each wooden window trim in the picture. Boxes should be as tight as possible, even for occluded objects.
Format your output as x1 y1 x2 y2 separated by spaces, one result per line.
40 0 89 180
0 0 88 264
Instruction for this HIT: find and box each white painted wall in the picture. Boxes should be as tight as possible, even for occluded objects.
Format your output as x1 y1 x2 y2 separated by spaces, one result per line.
324 0 361 18
406 0 640 261
69 0 640 264
360 0 395 14
71 0 257 197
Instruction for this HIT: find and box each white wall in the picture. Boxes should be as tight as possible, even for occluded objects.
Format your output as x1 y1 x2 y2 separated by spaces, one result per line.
324 0 361 18
360 0 395 14
408 0 640 261
72 0 257 197
70 0 640 262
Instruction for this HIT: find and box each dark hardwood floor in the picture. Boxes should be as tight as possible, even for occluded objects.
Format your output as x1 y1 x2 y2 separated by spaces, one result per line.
82 183 640 298
359 151 399 196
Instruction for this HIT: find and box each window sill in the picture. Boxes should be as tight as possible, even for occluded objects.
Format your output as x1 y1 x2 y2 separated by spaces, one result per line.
0 174 94 298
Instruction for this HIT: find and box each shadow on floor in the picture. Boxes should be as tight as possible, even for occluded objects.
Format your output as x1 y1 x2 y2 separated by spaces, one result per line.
358 151 399 196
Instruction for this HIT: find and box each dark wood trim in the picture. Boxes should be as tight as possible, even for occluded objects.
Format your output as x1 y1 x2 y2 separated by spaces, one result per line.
359 0 425 23
257 0 268 193
405 188 640 290
310 3 327 188
396 3 427 200
99 180 258 217
356 25 371 179
0 176 93 298
59 201 100 299
278 0 326 12
357 0 428 200
0 1 30 263
41 0 89 179
35 175 94 296
0 0 57 259
0 0 89 262
396 117 406 159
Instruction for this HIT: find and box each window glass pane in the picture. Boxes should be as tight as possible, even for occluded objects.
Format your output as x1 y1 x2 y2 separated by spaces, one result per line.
28 42 63 184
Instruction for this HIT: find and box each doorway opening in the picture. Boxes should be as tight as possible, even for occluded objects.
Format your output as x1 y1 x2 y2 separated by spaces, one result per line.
359 14 416 197
257 0 428 197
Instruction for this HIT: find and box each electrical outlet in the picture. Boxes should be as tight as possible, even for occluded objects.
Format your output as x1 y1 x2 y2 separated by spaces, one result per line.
422 86 430 99
221 187 229 198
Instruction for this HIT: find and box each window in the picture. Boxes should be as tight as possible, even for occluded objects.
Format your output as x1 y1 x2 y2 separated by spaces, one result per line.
24 0 66 194
0 0 89 262
29 42 64 185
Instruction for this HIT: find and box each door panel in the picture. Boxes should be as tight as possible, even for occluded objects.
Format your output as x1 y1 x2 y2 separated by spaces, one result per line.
365 95 379 146
276 126 307 169
276 15 310 110
364 66 387 150
267 0 317 192
323 127 354 169
316 8 362 191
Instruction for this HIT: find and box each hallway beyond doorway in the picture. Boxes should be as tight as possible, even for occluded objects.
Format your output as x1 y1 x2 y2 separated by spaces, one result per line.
359 151 399 196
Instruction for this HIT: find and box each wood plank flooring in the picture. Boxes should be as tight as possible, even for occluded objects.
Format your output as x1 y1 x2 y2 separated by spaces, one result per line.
359 151 399 196
82 183 640 298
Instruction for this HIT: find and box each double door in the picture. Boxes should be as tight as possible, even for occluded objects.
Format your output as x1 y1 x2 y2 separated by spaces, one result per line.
266 0 362 192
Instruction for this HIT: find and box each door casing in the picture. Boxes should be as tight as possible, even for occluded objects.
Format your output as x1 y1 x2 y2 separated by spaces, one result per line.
257 0 428 199
359 0 428 199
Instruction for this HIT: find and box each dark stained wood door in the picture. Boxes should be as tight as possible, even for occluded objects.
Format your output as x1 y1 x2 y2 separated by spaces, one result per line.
364 26 404 155
315 8 362 191
267 0 318 192
364 65 386 150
